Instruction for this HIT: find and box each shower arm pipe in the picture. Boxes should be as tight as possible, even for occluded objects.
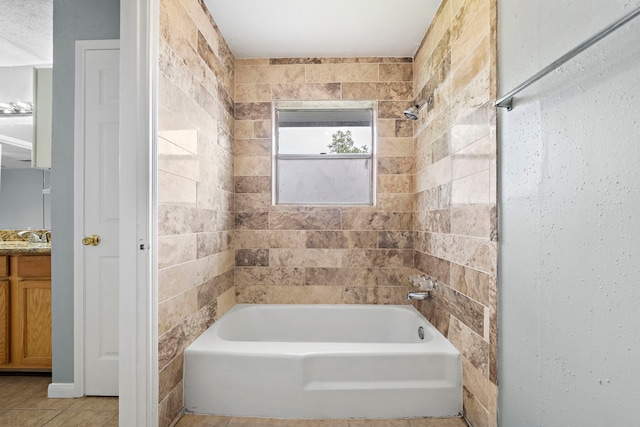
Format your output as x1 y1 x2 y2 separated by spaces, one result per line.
495 5 640 111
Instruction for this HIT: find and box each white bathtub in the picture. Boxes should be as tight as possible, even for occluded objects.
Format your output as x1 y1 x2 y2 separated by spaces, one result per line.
184 304 462 419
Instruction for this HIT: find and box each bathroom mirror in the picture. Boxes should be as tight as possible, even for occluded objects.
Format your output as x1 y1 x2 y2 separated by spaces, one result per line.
0 66 52 230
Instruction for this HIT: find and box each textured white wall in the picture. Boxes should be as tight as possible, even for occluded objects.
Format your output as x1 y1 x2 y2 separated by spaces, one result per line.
498 1 640 425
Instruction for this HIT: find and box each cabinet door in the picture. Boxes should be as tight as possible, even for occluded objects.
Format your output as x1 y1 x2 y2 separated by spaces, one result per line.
0 280 9 365
14 279 52 367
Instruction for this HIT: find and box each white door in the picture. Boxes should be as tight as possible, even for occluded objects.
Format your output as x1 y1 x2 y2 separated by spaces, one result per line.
80 45 120 396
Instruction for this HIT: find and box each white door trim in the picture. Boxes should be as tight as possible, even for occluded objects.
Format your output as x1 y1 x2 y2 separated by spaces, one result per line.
73 39 121 399
119 0 158 425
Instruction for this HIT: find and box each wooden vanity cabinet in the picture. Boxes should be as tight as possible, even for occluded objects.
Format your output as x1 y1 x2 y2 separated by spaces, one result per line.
0 256 9 365
0 255 52 371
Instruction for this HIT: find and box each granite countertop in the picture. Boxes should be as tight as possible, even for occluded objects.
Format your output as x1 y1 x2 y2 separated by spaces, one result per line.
0 230 51 256
0 241 51 255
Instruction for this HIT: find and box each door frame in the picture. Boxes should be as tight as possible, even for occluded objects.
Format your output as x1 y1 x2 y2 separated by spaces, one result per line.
119 0 158 425
73 39 121 399
71 0 158 423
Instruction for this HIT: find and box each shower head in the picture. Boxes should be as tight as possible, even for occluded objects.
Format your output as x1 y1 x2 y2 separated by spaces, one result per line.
403 97 432 120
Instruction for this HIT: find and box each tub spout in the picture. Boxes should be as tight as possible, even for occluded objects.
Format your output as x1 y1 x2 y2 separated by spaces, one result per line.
407 291 431 301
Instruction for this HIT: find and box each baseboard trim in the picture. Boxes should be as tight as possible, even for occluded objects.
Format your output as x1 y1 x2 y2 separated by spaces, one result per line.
47 383 76 398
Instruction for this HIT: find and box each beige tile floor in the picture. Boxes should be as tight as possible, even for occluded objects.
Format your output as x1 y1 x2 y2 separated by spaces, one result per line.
0 375 118 427
0 375 468 427
176 414 468 427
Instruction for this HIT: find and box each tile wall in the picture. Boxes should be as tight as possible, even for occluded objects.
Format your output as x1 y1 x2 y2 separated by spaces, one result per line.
410 0 498 426
157 0 237 425
233 58 418 304
156 1 498 426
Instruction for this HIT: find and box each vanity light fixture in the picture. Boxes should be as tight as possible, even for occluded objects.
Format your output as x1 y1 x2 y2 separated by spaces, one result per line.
0 101 34 115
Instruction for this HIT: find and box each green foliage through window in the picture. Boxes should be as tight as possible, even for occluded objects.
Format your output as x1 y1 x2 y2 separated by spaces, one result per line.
327 130 369 154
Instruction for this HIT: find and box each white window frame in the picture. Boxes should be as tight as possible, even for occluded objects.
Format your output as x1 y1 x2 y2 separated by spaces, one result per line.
272 100 377 206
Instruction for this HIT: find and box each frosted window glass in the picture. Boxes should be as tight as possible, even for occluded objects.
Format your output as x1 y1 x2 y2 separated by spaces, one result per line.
277 158 371 204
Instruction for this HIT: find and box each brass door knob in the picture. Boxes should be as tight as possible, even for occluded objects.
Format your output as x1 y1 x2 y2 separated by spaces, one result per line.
82 234 101 246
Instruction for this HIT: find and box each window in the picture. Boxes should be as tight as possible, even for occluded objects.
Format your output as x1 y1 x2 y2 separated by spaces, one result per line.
273 101 376 205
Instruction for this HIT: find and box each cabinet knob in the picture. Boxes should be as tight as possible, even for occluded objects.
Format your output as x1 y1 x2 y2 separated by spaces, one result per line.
82 235 101 246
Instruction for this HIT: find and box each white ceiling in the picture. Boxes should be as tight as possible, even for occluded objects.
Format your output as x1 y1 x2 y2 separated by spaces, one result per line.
204 0 442 58
0 0 52 67
0 0 441 168
0 1 52 168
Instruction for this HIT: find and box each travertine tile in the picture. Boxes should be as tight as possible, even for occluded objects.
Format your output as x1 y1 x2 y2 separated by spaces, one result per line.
235 267 306 287
450 263 490 306
253 120 272 138
159 381 184 427
216 286 237 319
234 230 307 249
235 176 271 193
377 137 414 157
235 84 272 102
305 231 378 249
159 353 183 404
378 101 413 119
343 249 414 268
376 193 415 212
450 205 491 238
272 83 341 100
341 211 413 231
197 231 231 258
378 231 414 249
305 267 377 287
461 355 489 410
236 284 344 304
449 317 489 374
159 138 200 182
234 138 272 156
377 119 397 137
378 174 413 193
342 82 412 101
236 249 269 267
159 170 197 206
158 287 199 336
234 120 253 139
451 105 491 154
235 102 272 120
452 35 490 95
158 234 197 269
270 248 344 268
234 156 271 177
343 285 408 304
395 119 414 137
304 63 378 82
197 270 234 310
236 64 305 84
269 210 341 231
463 386 490 427
379 63 413 82
235 193 272 212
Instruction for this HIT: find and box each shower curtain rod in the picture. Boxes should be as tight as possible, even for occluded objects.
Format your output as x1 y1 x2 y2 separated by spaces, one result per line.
495 6 640 110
